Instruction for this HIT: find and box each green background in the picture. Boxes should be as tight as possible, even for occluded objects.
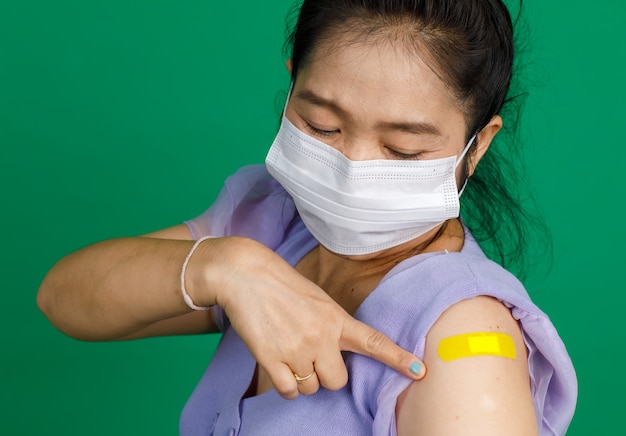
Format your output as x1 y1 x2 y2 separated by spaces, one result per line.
1 1 623 434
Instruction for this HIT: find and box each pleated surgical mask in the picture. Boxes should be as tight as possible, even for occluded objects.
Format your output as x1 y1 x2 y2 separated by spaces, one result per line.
265 115 474 255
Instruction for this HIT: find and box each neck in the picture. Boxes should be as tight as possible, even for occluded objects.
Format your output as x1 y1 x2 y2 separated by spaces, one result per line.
296 219 465 314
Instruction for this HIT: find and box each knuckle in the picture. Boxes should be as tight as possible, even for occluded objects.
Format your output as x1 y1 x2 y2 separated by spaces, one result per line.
276 384 299 400
363 330 389 354
281 344 301 360
323 373 348 391
317 363 349 391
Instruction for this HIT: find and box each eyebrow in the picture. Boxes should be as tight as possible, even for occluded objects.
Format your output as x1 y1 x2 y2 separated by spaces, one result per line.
295 89 442 137
377 120 442 136
296 89 348 116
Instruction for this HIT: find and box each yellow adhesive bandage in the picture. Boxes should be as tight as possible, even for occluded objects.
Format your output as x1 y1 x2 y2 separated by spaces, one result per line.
438 332 516 362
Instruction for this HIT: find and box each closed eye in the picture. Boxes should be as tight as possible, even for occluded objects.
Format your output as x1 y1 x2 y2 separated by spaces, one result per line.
385 146 423 160
303 121 339 138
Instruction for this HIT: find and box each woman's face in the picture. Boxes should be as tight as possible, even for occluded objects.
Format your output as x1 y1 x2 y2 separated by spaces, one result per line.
285 37 470 171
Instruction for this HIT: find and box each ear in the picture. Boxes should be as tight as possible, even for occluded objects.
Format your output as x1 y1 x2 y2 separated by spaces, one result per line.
468 115 503 177
286 58 293 75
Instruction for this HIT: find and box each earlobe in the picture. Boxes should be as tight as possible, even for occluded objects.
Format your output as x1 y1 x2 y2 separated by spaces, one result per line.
286 59 293 75
468 115 503 176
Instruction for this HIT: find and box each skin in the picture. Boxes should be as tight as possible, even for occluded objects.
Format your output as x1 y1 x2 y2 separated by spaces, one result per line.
37 224 425 400
280 35 537 434
395 296 538 435
37 27 537 434
37 48 429 399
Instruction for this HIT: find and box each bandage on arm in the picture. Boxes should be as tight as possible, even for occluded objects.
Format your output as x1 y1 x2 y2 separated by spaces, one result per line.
438 332 516 362
395 296 538 436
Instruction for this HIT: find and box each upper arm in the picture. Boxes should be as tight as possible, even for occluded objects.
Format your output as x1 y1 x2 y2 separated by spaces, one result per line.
395 296 537 436
141 223 195 240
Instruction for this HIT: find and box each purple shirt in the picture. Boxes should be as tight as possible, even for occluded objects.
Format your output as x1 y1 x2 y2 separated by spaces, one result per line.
182 165 577 436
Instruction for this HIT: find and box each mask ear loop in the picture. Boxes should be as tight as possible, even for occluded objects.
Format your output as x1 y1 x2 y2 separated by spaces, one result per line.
283 83 294 118
456 133 478 197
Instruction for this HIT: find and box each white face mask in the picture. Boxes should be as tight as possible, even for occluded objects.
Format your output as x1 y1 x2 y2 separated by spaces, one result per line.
265 115 475 256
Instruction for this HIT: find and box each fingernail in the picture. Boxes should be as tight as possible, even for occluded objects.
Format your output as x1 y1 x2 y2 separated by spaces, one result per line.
409 362 422 375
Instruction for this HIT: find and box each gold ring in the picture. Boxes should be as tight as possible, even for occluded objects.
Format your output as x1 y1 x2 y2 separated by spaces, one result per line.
293 371 315 384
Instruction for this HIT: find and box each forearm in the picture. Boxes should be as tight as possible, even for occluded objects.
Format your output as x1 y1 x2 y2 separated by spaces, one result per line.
38 232 428 401
37 237 211 341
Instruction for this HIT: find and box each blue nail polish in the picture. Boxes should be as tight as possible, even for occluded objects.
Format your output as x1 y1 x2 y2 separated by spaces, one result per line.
409 362 422 375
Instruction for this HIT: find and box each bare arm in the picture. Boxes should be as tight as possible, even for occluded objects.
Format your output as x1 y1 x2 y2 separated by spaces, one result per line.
38 224 426 399
37 224 217 341
396 296 537 435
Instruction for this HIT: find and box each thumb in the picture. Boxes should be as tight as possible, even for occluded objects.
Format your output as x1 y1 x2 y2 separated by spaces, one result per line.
340 317 426 380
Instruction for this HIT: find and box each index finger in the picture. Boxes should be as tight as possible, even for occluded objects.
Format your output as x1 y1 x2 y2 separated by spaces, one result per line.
340 317 426 380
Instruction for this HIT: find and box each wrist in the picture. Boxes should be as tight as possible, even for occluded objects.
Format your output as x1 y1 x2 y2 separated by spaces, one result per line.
202 236 265 311
180 236 216 310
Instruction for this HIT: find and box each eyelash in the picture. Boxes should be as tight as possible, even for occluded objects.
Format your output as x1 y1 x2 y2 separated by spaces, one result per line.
304 122 339 138
303 120 422 160
386 148 422 160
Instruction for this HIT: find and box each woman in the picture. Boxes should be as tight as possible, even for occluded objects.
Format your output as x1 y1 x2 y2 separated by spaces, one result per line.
38 0 577 434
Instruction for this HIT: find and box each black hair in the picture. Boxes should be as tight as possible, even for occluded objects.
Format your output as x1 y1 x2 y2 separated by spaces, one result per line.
283 0 551 279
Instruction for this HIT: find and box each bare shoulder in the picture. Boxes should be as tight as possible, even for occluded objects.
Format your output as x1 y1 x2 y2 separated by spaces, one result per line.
395 296 538 436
